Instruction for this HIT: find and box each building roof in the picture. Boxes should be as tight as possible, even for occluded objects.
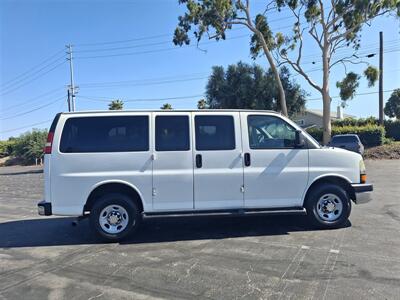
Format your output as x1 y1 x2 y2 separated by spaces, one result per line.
305 109 355 119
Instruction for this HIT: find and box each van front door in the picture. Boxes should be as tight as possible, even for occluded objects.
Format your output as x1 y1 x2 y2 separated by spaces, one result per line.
193 112 244 209
152 112 193 210
241 113 309 208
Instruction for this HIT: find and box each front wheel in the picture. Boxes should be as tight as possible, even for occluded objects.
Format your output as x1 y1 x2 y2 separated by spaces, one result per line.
89 193 141 242
305 184 351 228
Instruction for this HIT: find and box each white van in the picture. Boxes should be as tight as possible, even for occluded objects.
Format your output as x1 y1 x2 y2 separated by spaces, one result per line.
38 110 372 241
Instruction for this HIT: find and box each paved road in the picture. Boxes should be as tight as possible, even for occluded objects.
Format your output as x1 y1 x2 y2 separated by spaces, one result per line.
0 161 399 299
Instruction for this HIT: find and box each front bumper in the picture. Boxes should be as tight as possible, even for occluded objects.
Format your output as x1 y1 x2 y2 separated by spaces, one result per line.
38 200 52 216
352 183 373 204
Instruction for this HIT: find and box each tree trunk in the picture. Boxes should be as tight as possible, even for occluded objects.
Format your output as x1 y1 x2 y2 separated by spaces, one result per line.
260 40 288 117
322 40 331 145
322 89 331 145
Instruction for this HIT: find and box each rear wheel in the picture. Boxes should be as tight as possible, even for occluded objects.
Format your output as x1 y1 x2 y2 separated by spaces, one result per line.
305 184 351 228
90 193 141 242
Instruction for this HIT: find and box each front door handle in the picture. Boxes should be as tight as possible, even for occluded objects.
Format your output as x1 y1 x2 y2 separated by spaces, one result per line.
244 153 251 166
196 154 202 168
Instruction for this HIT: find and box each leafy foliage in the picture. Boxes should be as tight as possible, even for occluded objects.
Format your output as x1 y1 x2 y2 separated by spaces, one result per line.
173 0 289 116
336 72 360 101
11 129 48 164
332 116 400 141
384 89 400 119
161 103 173 110
205 62 306 116
307 124 385 147
272 0 399 143
364 66 379 87
0 140 16 158
197 99 208 109
108 99 124 110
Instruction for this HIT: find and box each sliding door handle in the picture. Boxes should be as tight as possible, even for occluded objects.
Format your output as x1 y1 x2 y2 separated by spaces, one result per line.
196 154 202 168
244 153 251 166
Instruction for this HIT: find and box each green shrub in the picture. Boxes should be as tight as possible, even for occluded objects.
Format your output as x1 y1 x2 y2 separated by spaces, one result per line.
12 129 48 164
307 125 385 147
332 117 400 141
306 127 323 142
0 140 16 158
384 120 400 141
333 116 377 127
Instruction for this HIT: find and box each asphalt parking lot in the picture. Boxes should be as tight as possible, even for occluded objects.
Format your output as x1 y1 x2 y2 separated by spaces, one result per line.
0 160 399 300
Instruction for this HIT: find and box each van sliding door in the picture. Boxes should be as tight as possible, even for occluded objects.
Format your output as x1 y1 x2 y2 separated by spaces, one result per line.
192 112 244 209
151 112 194 210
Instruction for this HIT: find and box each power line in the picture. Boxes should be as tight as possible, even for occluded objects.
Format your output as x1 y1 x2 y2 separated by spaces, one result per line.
0 96 65 121
78 76 208 90
77 72 209 87
0 49 65 88
307 89 396 101
0 87 64 113
79 94 205 103
1 56 66 92
0 119 54 134
73 14 296 48
0 61 66 96
73 20 300 60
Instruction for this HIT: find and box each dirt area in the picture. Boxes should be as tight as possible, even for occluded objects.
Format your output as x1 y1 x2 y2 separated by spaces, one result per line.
364 142 400 160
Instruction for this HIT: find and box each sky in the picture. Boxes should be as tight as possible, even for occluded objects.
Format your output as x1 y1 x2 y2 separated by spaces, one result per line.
0 0 399 140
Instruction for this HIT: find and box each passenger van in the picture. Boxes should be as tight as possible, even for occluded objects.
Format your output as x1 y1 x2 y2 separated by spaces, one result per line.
38 110 373 241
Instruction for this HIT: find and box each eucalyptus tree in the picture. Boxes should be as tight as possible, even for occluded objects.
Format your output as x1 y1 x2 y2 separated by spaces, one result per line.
270 0 399 143
173 0 289 116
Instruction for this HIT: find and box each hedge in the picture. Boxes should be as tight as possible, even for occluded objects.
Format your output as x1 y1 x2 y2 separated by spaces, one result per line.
332 117 400 141
384 120 400 141
307 125 385 147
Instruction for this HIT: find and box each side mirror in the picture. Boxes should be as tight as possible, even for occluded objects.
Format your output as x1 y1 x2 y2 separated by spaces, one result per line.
295 130 305 148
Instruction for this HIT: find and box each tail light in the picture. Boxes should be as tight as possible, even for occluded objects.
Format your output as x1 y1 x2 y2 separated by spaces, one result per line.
44 132 54 154
359 160 367 183
43 113 61 155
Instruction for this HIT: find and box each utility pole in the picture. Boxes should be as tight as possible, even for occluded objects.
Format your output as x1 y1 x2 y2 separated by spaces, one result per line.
67 89 71 112
379 31 384 125
66 44 76 111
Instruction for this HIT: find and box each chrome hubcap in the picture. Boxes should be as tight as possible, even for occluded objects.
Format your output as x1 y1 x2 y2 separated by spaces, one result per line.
99 205 129 234
316 193 343 222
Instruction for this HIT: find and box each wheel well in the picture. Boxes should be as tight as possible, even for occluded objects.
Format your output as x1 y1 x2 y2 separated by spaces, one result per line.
84 183 144 213
304 176 355 205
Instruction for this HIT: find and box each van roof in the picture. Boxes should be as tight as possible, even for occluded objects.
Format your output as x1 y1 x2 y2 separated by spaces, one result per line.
61 109 281 115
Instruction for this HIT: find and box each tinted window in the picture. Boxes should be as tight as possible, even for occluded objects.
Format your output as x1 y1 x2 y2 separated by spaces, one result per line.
195 116 235 150
331 136 358 143
156 116 190 151
60 116 149 153
248 115 296 149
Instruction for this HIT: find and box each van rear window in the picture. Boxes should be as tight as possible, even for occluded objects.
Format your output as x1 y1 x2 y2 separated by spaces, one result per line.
60 116 149 153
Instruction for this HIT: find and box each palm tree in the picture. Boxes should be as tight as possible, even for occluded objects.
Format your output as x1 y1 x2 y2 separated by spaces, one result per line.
108 99 124 110
160 103 173 110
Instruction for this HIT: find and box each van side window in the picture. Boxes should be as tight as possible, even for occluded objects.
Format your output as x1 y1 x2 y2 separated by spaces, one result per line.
248 115 296 149
60 116 149 153
155 116 190 151
195 116 235 150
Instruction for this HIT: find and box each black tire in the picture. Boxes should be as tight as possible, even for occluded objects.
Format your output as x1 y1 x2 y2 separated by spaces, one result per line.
89 193 141 242
305 183 351 228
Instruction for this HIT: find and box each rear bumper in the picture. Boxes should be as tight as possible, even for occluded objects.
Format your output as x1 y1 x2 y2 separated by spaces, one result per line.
38 200 52 216
352 183 373 204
